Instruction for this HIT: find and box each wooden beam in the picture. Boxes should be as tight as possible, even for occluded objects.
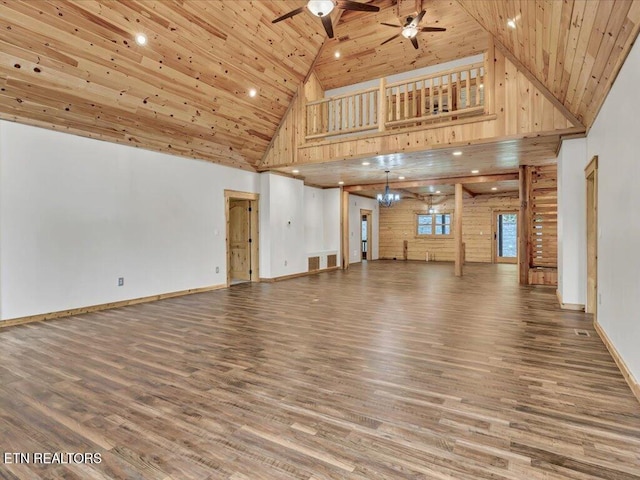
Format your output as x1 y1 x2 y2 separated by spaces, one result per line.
461 185 476 198
454 183 463 277
378 77 387 132
493 40 585 130
341 188 349 270
518 165 529 285
397 188 423 200
344 173 518 192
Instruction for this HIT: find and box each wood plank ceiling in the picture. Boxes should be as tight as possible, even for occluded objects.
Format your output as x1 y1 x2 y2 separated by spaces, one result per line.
457 0 640 129
276 136 559 188
313 0 488 89
0 0 326 169
0 0 638 180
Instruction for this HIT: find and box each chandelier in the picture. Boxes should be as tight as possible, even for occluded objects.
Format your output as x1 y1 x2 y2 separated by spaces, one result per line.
377 170 400 207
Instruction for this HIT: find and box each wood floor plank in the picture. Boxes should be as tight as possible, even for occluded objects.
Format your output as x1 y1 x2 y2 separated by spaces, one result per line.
1 262 639 479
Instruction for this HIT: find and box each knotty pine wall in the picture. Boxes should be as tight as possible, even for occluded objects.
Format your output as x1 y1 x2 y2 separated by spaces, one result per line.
260 72 323 168
379 194 519 262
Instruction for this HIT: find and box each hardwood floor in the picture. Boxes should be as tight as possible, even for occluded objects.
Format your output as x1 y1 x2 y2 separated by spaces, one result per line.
1 261 639 480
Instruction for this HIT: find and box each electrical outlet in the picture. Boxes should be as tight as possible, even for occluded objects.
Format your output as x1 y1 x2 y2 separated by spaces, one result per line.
215 266 219 273
118 277 124 286
284 260 288 266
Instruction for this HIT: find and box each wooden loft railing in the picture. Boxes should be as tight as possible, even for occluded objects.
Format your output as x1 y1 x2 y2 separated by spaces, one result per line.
305 62 486 140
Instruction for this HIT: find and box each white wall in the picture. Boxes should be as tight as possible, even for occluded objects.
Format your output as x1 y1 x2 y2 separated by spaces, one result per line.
323 188 341 252
584 39 640 382
557 137 588 306
304 186 341 269
304 186 325 253
348 195 379 263
259 173 306 278
0 121 258 320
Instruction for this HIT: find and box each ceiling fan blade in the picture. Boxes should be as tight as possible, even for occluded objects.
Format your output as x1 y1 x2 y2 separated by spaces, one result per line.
381 33 400 45
272 6 305 23
321 14 334 38
410 36 419 49
421 26 447 32
336 0 380 12
410 9 426 27
381 22 402 28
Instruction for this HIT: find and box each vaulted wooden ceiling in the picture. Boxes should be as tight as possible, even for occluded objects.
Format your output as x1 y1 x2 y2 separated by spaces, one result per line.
0 0 326 169
458 0 640 129
0 0 638 180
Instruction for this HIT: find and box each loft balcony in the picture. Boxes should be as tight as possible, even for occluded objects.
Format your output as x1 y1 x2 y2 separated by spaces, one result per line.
259 41 585 171
305 61 486 141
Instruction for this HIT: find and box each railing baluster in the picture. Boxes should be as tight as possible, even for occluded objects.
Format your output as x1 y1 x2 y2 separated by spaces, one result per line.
467 69 472 108
448 74 452 114
476 68 484 106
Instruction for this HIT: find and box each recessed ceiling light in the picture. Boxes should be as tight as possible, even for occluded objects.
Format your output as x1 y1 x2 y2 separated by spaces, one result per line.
479 84 484 89
338 181 344 185
453 151 463 156
491 187 498 191
471 169 480 174
436 190 441 194
362 161 370 166
398 176 405 180
248 88 257 98
292 169 299 174
334 51 341 59
507 18 516 29
135 33 147 46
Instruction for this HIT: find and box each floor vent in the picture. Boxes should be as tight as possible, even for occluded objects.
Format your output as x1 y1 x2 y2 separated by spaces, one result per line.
574 329 590 337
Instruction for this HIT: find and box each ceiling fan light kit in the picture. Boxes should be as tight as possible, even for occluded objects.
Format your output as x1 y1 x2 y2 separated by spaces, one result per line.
381 10 447 49
272 0 380 39
307 0 335 17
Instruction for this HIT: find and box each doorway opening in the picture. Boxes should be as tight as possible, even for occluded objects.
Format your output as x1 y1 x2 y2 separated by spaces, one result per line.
360 209 372 261
586 156 598 316
225 190 259 287
494 211 518 264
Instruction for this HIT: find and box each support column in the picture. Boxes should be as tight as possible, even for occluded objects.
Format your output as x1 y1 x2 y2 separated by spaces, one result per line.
518 166 530 285
454 183 463 277
341 188 349 270
378 77 387 132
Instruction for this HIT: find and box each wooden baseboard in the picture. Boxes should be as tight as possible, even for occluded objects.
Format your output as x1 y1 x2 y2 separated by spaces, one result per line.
593 320 640 404
0 284 226 329
260 266 340 283
556 289 586 311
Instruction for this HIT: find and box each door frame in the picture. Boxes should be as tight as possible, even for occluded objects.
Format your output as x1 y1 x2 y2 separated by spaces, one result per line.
360 209 373 261
585 156 598 316
225 190 259 287
493 210 519 264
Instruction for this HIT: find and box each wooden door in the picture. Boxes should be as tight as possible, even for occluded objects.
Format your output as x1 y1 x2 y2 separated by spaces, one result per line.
229 199 250 281
494 211 518 264
586 157 598 315
360 209 372 261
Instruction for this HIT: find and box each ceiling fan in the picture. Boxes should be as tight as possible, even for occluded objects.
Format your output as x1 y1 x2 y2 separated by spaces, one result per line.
272 0 380 39
381 10 446 49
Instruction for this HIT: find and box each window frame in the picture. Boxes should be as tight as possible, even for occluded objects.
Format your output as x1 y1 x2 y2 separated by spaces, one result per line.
415 211 453 238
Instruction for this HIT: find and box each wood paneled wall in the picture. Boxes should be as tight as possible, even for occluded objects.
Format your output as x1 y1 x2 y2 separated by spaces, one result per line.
260 72 323 167
379 194 519 262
